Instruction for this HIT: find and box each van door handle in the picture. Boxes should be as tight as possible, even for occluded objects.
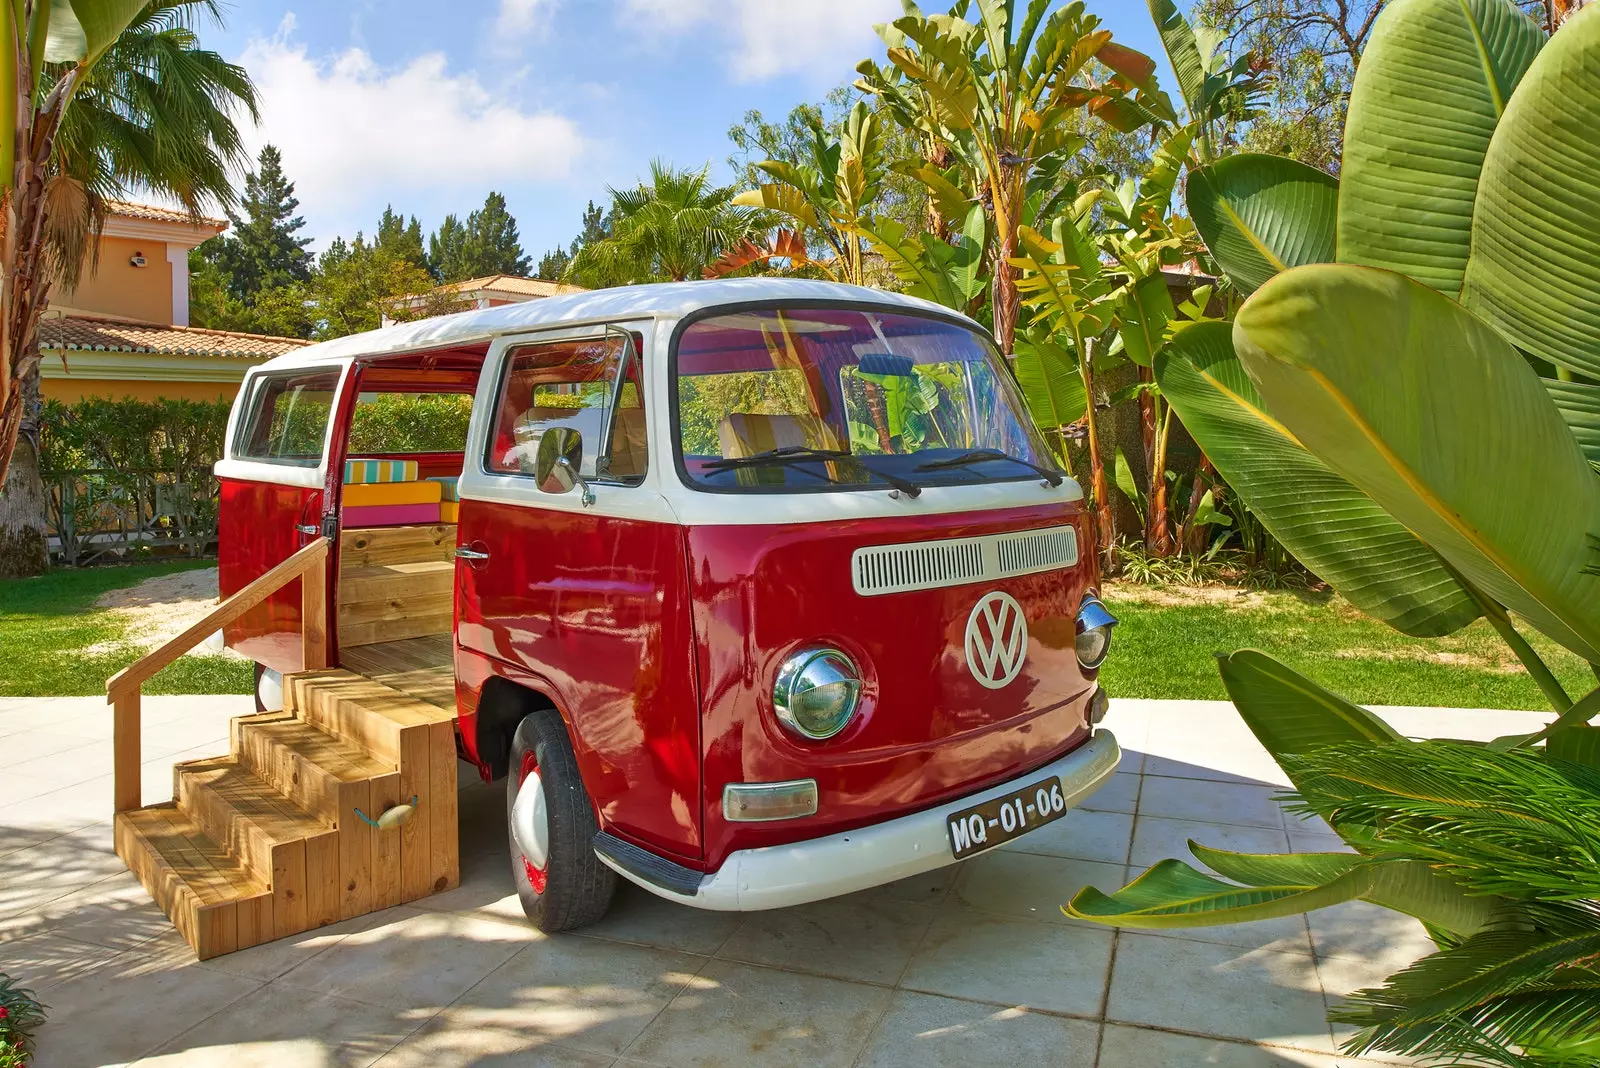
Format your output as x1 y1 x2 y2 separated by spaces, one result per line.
294 523 319 536
453 547 490 561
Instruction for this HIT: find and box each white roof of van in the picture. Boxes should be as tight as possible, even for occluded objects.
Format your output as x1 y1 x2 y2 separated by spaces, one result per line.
254 278 970 371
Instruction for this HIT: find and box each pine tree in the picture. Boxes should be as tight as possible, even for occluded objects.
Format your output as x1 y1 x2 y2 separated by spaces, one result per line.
427 192 530 282
535 246 570 280
376 205 427 272
535 201 610 281
211 145 313 299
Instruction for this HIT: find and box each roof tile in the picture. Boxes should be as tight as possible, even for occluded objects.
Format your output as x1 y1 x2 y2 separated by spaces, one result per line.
39 315 311 359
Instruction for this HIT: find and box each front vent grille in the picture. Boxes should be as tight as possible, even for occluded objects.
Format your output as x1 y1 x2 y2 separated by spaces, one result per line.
852 524 1079 596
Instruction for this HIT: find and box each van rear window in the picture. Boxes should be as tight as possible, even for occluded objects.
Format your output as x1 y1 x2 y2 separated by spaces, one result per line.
234 370 340 467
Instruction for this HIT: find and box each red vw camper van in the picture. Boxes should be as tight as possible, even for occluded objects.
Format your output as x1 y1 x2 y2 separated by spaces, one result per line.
216 279 1120 932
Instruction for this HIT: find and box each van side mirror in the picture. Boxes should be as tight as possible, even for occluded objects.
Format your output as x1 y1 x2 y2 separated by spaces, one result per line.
534 426 594 507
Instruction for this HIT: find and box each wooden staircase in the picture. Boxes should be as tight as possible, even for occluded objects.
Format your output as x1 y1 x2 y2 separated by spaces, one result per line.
105 537 462 960
113 659 460 959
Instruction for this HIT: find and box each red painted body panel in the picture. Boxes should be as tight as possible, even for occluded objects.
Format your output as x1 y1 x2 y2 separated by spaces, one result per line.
689 502 1097 872
454 498 704 862
218 477 323 672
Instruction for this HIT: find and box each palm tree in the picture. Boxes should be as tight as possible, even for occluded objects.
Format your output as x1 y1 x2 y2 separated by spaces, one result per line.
566 161 769 287
0 0 257 576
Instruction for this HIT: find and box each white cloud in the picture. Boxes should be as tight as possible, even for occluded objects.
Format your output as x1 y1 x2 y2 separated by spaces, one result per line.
494 0 557 40
622 0 901 82
238 16 584 242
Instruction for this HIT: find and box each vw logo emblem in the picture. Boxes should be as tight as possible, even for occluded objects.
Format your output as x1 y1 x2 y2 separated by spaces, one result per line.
964 591 1028 689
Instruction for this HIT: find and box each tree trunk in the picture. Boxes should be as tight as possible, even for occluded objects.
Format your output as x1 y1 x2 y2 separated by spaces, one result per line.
1147 402 1173 557
991 226 1019 355
0 359 48 577
1080 343 1115 563
1137 365 1157 551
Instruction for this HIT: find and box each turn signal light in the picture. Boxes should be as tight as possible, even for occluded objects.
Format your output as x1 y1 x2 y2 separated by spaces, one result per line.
722 779 820 822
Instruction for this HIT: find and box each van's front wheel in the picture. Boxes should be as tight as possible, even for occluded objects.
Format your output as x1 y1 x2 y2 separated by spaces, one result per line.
506 711 616 931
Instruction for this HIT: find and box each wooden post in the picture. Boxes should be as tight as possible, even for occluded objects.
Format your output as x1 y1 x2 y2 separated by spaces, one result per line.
113 689 141 812
302 544 328 671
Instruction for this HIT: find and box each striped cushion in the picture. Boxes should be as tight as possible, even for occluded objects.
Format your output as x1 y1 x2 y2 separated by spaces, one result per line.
344 459 419 484
343 481 443 507
440 501 459 523
427 476 461 502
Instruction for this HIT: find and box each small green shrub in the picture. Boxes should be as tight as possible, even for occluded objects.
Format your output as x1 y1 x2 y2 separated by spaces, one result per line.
0 975 45 1066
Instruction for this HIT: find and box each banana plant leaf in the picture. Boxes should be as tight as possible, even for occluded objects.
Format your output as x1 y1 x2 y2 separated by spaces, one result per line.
43 0 151 64
1461 5 1600 380
1155 323 1480 636
1235 264 1600 664
1010 327 1086 436
1116 271 1175 368
1186 153 1339 297
1337 0 1542 295
1218 650 1405 756
1546 726 1600 771
1066 852 1497 935
1145 0 1206 117
1543 379 1600 469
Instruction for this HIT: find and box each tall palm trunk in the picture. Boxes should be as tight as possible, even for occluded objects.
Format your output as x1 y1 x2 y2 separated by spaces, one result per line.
0 358 47 576
1079 340 1114 561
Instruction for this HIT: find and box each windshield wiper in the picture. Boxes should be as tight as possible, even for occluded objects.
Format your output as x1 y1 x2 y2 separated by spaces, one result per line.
916 448 1064 487
704 446 924 498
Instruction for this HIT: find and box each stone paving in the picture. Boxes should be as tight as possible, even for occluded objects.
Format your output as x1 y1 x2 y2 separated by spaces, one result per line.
0 695 1548 1068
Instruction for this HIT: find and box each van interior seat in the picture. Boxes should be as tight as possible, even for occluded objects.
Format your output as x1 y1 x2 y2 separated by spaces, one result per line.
716 412 828 459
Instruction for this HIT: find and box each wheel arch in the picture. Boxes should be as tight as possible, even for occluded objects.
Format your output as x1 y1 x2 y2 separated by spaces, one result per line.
475 675 563 781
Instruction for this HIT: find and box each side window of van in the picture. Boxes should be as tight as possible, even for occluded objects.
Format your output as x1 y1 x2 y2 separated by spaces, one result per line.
234 370 341 467
487 333 646 484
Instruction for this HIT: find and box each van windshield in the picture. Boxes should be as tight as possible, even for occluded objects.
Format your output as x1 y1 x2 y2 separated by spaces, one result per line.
674 307 1058 493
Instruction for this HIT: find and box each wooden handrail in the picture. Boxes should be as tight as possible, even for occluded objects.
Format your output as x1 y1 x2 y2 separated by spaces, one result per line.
106 536 330 812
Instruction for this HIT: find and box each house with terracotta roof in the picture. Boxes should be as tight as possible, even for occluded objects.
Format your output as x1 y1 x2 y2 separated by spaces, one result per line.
39 201 310 403
382 273 584 325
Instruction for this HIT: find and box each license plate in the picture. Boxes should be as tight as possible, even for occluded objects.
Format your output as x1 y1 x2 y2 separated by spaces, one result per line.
946 776 1069 859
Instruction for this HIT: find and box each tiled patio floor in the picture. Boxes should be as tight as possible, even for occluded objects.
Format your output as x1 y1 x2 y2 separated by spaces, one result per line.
0 696 1548 1067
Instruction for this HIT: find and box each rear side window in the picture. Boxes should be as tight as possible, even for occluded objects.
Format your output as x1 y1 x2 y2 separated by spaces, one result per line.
234 370 341 467
349 392 473 453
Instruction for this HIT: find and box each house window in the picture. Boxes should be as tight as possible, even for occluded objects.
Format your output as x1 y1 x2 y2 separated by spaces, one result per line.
234 370 341 467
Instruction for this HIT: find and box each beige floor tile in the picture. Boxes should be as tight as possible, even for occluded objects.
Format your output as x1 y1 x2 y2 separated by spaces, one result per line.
949 850 1126 926
1317 953 1433 1065
374 1017 614 1068
1139 775 1287 829
443 933 702 1055
716 895 936 985
1130 814 1290 869
0 870 172 951
854 990 1100 1068
0 824 127 919
274 907 531 1011
405 844 528 928
577 881 743 956
1080 771 1140 814
1106 932 1332 1052
1141 702 1294 787
1308 901 1435 971
139 983 422 1068
847 864 959 907
184 907 401 982
1002 805 1132 864
0 929 128 993
1098 1024 1346 1066
0 730 96 768
0 770 56 807
900 909 1113 1016
28 951 265 1067
624 958 892 1068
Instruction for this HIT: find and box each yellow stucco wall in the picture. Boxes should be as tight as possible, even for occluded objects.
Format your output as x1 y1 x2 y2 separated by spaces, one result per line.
61 236 175 325
42 377 242 404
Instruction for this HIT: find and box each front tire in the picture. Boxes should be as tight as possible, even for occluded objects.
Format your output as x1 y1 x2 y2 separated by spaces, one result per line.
506 710 616 931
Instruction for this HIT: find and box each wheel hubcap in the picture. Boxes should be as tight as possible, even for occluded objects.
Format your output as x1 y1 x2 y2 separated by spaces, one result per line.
512 750 549 895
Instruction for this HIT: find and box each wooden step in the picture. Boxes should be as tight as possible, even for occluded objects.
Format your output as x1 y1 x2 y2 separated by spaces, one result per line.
340 524 455 568
173 756 339 937
340 559 453 602
114 804 274 960
284 671 461 902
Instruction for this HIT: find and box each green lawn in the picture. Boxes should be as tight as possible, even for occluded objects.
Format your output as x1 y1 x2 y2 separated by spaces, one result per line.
0 560 253 697
0 563 1583 710
1099 583 1586 710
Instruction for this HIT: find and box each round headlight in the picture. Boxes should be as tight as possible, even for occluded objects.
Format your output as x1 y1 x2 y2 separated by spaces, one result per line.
1075 596 1118 671
773 646 862 740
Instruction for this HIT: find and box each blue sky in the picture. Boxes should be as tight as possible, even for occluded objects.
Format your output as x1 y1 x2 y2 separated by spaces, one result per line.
201 0 1170 260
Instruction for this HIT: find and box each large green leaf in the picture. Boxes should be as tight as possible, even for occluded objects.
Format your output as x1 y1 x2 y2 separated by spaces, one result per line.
1544 379 1600 468
1234 264 1600 663
43 0 150 65
1145 0 1206 117
1218 650 1406 758
1011 330 1086 437
1155 323 1480 636
1337 0 1542 294
1461 5 1600 379
1186 153 1338 297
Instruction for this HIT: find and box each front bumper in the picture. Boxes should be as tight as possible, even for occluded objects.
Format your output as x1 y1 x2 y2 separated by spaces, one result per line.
594 729 1121 912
